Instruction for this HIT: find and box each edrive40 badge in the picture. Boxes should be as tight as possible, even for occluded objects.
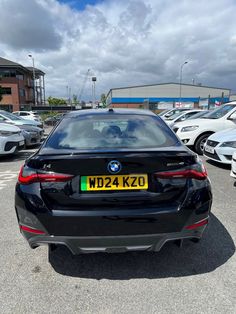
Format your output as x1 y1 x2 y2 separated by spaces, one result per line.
107 160 122 174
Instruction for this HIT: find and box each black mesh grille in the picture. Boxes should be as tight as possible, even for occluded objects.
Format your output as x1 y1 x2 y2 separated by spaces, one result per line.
206 140 219 147
224 155 232 161
4 142 17 152
204 150 220 161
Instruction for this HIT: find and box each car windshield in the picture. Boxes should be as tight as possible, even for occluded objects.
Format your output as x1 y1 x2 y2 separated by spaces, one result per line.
0 112 22 121
165 111 186 121
164 109 189 118
202 104 236 119
190 111 208 119
43 113 179 152
159 109 170 116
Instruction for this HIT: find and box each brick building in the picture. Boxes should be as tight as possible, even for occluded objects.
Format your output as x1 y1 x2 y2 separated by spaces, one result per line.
0 57 45 112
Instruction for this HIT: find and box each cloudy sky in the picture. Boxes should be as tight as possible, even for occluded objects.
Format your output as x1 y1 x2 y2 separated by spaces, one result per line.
0 0 236 100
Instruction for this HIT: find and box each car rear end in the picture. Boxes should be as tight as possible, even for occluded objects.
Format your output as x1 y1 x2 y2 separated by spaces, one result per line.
15 110 212 254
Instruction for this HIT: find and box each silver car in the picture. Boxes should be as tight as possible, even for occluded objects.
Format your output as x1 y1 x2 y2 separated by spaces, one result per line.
18 125 43 147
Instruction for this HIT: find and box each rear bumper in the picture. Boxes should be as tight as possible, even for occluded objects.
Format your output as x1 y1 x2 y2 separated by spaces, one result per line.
25 226 207 254
15 179 212 254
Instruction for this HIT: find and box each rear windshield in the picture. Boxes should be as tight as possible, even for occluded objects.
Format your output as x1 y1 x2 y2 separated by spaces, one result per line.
43 113 179 152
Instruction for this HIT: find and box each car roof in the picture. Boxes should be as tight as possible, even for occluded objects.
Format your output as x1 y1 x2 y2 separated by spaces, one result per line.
13 111 33 113
181 109 202 113
66 108 157 118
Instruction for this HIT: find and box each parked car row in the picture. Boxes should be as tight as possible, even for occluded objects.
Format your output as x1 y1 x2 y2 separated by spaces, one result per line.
159 102 236 181
0 110 43 128
164 109 208 127
13 111 42 122
0 110 44 156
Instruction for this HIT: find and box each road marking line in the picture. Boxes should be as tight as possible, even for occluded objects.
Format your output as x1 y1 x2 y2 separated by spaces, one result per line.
0 171 19 190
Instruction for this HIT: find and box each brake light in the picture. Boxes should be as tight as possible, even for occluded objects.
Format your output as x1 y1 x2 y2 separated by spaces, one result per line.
18 165 74 185
155 169 207 180
155 162 208 180
20 225 46 235
185 218 208 230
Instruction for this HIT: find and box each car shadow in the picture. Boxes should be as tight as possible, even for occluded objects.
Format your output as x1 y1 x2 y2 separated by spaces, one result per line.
0 150 37 163
206 159 231 170
49 213 235 279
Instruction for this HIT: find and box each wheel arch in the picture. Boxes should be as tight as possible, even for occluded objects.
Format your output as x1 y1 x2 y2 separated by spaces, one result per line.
194 131 215 144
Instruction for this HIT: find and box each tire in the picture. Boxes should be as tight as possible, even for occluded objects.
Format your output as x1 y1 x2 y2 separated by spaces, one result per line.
194 133 212 155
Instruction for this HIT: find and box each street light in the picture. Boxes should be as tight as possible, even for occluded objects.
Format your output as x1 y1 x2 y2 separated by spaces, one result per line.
28 54 37 106
92 76 97 108
179 61 188 106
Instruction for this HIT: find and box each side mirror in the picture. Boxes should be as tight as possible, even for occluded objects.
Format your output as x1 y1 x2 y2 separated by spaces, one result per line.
228 112 236 120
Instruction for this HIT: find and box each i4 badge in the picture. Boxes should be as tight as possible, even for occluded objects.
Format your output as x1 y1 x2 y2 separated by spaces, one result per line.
108 160 122 174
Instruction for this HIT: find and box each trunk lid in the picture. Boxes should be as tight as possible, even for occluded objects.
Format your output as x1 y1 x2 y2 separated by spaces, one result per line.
27 149 196 211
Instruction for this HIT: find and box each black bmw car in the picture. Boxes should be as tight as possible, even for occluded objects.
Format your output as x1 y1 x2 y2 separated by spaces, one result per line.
15 109 212 254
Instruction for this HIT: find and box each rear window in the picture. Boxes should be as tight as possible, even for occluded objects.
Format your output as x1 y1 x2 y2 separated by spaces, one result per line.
43 113 179 151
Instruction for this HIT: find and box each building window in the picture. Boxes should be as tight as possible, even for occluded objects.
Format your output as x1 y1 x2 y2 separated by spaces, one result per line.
20 88 25 97
0 70 16 78
1 87 12 95
16 74 24 80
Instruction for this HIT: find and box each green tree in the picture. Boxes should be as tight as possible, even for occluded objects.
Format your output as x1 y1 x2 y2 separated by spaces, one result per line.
100 93 107 107
72 94 78 104
47 96 67 105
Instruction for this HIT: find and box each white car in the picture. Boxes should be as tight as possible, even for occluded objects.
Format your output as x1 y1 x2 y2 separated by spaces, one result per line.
203 128 236 164
0 123 25 155
13 111 42 122
159 108 191 119
173 102 236 154
165 110 203 127
231 151 236 178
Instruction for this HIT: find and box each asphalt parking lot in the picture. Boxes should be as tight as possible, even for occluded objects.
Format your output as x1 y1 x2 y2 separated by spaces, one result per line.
0 149 235 314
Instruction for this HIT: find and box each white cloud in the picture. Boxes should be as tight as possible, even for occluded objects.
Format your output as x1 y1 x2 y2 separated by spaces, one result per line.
1 0 236 100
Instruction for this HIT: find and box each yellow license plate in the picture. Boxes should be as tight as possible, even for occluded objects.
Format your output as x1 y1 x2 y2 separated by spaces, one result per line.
81 174 148 191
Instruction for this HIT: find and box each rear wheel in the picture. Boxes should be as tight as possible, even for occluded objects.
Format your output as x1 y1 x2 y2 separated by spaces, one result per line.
194 133 212 155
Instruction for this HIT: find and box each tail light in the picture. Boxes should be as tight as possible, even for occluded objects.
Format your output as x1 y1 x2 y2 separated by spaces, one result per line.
18 165 74 185
155 161 208 180
185 218 208 230
20 225 46 235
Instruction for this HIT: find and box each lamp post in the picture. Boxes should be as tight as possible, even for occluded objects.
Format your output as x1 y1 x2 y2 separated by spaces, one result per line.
179 61 188 106
92 76 97 108
28 54 37 106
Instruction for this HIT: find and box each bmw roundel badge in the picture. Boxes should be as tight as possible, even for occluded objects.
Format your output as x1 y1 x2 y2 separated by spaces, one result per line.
108 160 122 174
